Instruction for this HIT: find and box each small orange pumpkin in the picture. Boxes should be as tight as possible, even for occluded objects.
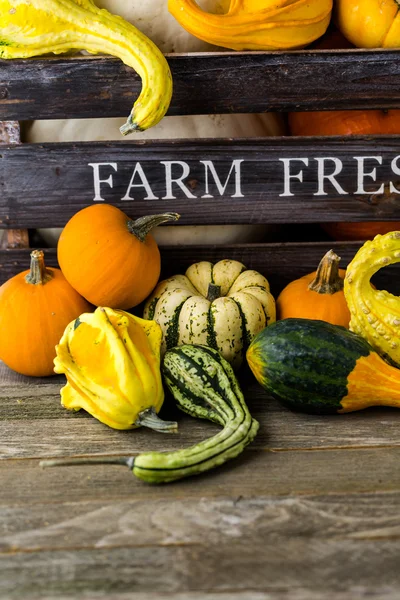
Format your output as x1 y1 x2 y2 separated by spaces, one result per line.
0 250 92 377
276 249 351 328
57 205 179 309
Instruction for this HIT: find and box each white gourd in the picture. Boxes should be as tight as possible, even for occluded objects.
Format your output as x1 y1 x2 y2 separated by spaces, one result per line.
25 0 285 246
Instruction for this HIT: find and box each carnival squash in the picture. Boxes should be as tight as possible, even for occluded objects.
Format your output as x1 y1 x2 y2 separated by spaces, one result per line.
0 250 92 377
25 0 286 248
0 0 172 134
344 231 400 367
276 250 350 327
247 318 400 414
168 0 333 51
143 259 276 369
57 205 179 309
336 0 400 48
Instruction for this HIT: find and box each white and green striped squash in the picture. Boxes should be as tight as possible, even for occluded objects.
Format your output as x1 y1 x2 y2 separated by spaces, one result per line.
143 259 276 369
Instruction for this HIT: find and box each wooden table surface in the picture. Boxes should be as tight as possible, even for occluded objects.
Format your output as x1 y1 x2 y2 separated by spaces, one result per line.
1 361 399 600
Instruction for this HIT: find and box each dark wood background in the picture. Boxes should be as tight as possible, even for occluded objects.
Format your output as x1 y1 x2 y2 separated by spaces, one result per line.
1 50 400 120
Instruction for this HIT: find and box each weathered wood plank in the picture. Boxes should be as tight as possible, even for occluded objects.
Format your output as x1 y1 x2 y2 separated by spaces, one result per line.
2 51 400 120
2 137 400 228
1 491 400 598
1 361 400 458
1 447 400 506
1 242 399 296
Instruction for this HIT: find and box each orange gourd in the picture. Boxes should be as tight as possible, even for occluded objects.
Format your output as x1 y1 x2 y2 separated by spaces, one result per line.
289 27 400 241
57 205 179 309
276 250 351 327
0 250 92 377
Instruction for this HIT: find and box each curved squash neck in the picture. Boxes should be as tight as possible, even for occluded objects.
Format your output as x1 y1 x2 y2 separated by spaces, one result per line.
25 250 53 285
308 249 344 294
1 0 172 133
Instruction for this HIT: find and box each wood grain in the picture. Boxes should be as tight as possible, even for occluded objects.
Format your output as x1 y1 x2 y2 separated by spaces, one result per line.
2 51 400 120
2 137 400 228
1 242 400 296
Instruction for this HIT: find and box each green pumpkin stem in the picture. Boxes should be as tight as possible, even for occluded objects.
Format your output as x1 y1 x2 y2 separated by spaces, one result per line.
40 456 135 470
308 249 344 295
25 250 53 285
127 213 180 242
135 407 178 433
207 283 222 302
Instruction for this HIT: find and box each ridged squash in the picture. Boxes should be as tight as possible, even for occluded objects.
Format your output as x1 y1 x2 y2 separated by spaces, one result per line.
247 318 400 414
143 259 276 369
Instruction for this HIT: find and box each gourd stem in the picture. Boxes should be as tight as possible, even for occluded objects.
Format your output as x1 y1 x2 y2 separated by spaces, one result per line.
207 283 222 302
40 456 135 470
308 249 344 294
135 407 178 433
25 250 53 285
127 213 180 242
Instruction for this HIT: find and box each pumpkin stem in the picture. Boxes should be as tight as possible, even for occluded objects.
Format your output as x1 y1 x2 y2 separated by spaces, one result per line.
207 283 222 302
25 250 53 285
308 250 344 294
127 213 180 242
40 456 135 471
135 407 178 433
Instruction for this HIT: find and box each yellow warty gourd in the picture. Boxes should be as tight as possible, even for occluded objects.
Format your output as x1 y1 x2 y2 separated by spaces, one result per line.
54 307 178 432
336 0 400 49
168 0 333 51
344 231 400 367
0 0 172 133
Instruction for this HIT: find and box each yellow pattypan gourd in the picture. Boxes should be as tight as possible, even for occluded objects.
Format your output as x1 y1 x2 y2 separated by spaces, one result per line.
54 307 177 432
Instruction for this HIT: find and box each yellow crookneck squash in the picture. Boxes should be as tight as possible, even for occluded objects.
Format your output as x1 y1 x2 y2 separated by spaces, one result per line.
336 0 400 48
144 259 276 369
0 0 172 133
344 231 400 367
168 0 333 51
276 250 351 328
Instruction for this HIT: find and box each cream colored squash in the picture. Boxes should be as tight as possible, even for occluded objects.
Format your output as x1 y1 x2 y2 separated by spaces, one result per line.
26 0 285 246
143 259 276 369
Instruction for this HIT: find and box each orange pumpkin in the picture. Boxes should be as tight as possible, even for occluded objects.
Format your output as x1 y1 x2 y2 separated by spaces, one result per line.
322 221 400 242
57 205 179 309
0 250 92 377
276 250 351 328
289 28 400 241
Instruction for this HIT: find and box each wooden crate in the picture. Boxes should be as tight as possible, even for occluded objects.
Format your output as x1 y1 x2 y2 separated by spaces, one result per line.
2 50 400 599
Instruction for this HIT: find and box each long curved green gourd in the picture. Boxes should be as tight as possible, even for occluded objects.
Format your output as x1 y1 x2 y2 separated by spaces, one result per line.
168 0 333 51
0 0 172 133
40 345 259 484
247 318 400 414
344 231 400 367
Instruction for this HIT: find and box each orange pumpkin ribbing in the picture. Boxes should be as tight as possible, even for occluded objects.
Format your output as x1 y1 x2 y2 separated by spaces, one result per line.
276 250 351 328
0 250 92 377
57 205 179 310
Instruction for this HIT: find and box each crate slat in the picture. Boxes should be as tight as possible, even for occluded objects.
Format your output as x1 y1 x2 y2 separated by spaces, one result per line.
1 50 400 120
1 136 400 228
2 242 400 295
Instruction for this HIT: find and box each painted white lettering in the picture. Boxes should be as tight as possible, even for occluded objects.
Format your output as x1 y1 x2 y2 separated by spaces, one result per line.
354 156 384 195
314 157 348 196
88 162 117 202
201 160 244 198
161 161 197 200
390 155 400 194
121 162 158 200
279 158 309 197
